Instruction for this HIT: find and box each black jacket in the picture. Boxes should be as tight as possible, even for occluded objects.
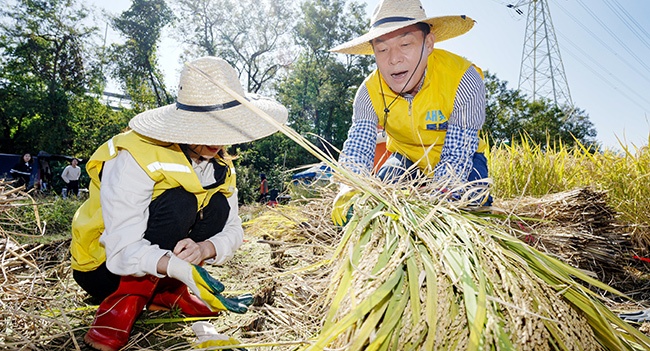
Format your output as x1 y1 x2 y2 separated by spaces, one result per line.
10 161 33 187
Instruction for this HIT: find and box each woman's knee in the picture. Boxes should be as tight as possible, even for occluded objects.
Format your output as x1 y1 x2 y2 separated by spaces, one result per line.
189 193 230 242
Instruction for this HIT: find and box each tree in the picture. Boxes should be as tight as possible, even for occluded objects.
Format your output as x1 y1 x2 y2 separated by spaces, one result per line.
68 94 133 158
276 0 372 152
108 0 174 111
171 0 296 93
0 0 100 154
483 72 597 148
483 71 528 144
229 0 372 203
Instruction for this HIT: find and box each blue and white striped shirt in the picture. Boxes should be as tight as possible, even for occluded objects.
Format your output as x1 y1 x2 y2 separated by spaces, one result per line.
340 66 486 182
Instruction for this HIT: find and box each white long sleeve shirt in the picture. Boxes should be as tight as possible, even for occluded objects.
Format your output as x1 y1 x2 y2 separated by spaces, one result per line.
61 165 81 183
99 150 244 277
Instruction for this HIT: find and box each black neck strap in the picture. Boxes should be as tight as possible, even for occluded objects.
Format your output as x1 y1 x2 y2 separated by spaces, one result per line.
372 16 415 27
176 100 241 112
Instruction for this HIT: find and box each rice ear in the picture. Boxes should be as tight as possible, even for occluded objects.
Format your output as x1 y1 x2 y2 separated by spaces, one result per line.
300 186 650 350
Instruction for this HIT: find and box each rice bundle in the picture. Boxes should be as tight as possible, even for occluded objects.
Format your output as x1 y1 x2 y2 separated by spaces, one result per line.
300 181 650 351
497 188 635 289
189 67 650 350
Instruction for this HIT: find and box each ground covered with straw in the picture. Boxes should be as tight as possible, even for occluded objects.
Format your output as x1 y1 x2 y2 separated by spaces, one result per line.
2 176 650 350
1 179 342 350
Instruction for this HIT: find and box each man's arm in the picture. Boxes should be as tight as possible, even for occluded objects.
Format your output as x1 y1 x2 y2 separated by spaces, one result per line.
433 66 486 184
339 84 379 175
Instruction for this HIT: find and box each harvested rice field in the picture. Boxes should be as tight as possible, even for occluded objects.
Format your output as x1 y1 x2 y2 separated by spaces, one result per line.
2 178 650 350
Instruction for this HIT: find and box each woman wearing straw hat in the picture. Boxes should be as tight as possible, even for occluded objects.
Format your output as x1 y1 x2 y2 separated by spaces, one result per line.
331 0 492 224
70 56 287 351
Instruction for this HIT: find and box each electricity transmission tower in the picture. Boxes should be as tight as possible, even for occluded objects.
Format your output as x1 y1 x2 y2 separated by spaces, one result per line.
509 0 573 108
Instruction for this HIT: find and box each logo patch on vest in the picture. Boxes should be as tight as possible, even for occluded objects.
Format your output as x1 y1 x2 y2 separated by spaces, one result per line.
425 110 448 130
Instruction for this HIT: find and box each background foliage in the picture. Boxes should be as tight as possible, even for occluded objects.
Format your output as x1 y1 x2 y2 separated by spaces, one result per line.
0 0 601 203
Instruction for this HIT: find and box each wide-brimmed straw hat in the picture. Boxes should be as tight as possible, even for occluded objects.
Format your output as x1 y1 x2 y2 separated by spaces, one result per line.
330 0 475 55
129 56 288 145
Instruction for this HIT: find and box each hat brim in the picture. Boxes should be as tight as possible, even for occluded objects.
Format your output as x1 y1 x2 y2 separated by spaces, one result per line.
128 93 288 145
330 15 475 55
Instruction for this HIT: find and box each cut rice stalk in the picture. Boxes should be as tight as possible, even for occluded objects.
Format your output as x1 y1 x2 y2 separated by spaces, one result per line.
300 188 650 351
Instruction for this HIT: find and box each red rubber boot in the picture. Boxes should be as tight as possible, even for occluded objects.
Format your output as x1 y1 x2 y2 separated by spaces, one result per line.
84 275 159 351
148 277 220 317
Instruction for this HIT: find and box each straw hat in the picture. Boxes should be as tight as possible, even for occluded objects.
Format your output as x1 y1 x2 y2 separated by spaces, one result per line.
129 57 288 145
330 0 475 55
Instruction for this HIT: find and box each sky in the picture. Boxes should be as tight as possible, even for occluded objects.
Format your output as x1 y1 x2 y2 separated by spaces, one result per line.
92 0 650 150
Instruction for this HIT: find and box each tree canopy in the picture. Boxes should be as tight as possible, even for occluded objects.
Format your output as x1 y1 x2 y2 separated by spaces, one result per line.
108 0 175 110
0 0 601 200
0 0 101 154
483 72 598 149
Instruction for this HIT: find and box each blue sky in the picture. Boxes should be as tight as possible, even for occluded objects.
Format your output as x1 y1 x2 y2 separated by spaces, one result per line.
95 0 650 150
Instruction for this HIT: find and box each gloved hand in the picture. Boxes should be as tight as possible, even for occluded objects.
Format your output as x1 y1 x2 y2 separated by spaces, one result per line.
331 184 359 226
619 308 650 323
166 255 253 314
192 321 247 350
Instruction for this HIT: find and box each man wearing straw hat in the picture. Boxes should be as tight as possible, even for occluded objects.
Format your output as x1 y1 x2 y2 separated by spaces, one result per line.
71 56 288 351
331 0 492 224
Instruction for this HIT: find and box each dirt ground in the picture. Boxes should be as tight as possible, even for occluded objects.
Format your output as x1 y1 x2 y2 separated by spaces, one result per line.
0 201 335 350
1 193 650 350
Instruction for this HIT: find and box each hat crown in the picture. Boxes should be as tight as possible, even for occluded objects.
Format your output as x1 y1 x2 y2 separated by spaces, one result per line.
371 0 427 27
128 55 288 145
177 57 245 106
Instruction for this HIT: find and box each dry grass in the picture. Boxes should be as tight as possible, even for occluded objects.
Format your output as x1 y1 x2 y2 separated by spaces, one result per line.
492 186 650 317
489 138 650 256
0 180 341 350
494 187 650 301
2 179 650 350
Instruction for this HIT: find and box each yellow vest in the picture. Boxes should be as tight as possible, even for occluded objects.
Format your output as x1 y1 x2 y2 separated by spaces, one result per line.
70 130 236 272
366 49 487 175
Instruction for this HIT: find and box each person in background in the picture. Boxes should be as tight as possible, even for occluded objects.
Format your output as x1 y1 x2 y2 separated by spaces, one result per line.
10 153 33 189
38 157 53 192
71 56 288 351
331 0 492 225
258 173 268 203
61 158 81 198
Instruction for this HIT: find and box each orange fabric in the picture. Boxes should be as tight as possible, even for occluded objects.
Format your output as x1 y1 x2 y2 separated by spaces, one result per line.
373 140 391 172
260 179 268 194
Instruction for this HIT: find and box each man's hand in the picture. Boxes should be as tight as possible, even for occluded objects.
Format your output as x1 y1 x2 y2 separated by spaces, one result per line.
166 255 253 313
331 184 359 226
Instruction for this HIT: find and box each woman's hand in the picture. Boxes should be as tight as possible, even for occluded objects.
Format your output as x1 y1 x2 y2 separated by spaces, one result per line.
173 238 215 265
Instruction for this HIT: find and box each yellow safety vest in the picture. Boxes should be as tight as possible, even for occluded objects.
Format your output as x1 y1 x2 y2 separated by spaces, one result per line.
70 130 236 272
366 48 487 175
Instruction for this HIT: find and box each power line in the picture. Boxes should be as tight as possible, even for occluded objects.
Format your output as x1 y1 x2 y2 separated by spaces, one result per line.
571 0 650 75
561 46 650 113
557 31 650 111
601 0 650 51
550 0 650 86
606 0 650 44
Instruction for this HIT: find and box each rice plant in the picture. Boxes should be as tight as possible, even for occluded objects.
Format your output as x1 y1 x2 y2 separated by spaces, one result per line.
489 135 650 250
298 180 650 351
487 136 592 198
187 65 650 350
